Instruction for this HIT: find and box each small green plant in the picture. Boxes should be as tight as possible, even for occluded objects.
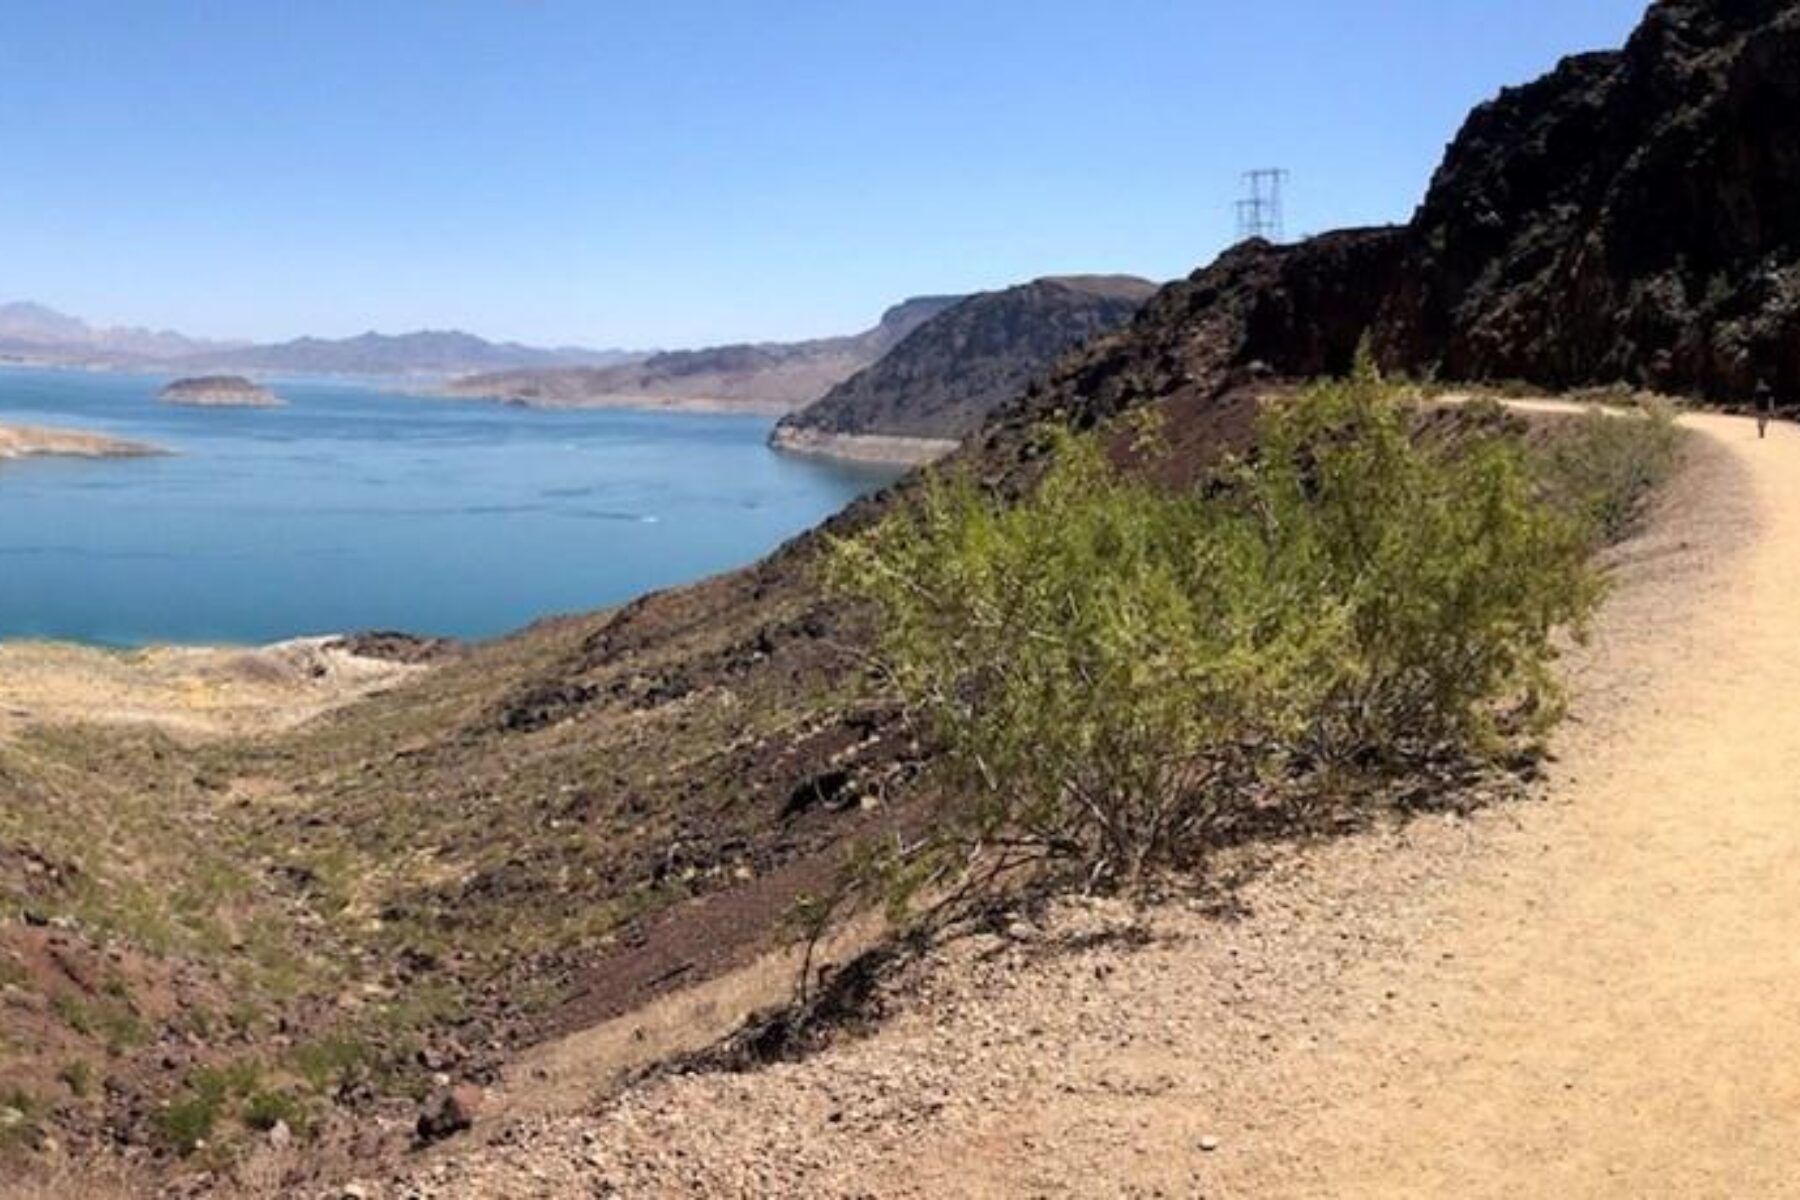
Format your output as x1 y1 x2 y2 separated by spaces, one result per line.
241 1087 305 1134
48 991 146 1054
154 1060 268 1155
827 424 1328 901
156 1090 223 1156
0 1087 40 1153
57 1060 94 1098
289 1036 368 1094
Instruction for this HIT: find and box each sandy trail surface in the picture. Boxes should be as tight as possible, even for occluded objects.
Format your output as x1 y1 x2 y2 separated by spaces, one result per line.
380 410 1799 1198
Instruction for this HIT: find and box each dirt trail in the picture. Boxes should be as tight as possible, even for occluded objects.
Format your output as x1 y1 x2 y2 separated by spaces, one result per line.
1252 408 1800 1197
382 410 1800 1198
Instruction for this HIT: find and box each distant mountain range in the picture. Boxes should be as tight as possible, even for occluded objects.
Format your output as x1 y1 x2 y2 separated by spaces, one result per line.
0 300 636 377
443 296 964 414
771 275 1158 461
0 300 240 365
186 330 635 377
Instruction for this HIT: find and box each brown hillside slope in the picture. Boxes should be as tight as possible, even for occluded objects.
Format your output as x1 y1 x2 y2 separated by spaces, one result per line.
385 410 1800 1198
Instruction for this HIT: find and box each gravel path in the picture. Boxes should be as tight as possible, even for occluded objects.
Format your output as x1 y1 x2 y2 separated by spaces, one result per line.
370 410 1796 1198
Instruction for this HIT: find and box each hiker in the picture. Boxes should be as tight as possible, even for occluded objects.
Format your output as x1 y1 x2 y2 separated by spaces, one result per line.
1756 381 1775 438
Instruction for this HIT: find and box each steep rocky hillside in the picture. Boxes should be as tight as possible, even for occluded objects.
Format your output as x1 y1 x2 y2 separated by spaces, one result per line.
447 296 962 413
1377 0 1800 400
974 0 1798 461
5 1 1796 1191
770 276 1156 457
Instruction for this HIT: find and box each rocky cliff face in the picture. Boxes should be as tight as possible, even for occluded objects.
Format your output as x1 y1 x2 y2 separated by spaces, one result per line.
774 276 1157 445
989 0 1799 451
1374 0 1800 400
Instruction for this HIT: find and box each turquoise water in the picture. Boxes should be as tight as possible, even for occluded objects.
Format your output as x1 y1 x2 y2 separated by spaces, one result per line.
0 368 897 646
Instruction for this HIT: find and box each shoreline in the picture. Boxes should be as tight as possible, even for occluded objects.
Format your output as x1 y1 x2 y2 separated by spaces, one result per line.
767 423 959 466
0 421 167 461
442 386 797 417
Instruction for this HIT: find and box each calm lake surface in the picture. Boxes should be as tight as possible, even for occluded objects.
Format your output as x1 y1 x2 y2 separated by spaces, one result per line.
0 368 899 646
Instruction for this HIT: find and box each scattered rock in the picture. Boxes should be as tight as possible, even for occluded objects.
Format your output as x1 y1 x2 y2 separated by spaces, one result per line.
416 1083 483 1144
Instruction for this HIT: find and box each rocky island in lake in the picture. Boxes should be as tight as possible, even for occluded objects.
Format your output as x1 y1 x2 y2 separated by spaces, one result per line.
158 374 284 408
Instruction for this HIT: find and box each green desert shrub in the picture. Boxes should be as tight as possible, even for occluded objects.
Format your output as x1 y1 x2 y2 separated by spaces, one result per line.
1535 399 1683 543
824 351 1602 909
1247 354 1601 759
827 425 1334 898
155 1090 223 1156
241 1087 305 1134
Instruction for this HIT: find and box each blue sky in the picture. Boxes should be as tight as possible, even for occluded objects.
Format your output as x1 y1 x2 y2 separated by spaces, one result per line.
0 1 1648 349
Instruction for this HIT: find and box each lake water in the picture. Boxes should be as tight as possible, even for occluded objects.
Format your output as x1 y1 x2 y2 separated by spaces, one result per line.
0 368 899 646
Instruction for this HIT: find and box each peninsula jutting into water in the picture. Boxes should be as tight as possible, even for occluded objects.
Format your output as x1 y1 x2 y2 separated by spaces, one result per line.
0 420 163 461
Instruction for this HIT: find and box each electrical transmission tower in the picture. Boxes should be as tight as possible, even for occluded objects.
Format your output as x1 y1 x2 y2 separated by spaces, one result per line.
1235 168 1289 242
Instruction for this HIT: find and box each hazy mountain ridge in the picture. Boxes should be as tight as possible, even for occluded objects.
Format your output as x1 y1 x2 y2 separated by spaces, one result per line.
0 300 240 365
177 329 638 377
0 300 636 377
445 295 965 413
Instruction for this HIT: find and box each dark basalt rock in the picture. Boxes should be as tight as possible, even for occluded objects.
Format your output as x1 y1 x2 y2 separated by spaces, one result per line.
1375 0 1800 401
991 0 1800 448
775 276 1158 443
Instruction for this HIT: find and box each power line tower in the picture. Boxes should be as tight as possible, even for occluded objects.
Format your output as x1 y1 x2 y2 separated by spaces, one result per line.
1235 168 1289 242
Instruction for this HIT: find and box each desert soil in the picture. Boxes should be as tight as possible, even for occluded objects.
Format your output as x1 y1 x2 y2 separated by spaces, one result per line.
358 408 1800 1198
0 638 423 740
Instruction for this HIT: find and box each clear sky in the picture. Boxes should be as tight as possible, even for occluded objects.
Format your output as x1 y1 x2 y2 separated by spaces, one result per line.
0 1 1649 349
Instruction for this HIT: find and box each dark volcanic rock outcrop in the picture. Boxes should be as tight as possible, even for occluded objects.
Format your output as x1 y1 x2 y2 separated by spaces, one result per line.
1373 0 1800 401
772 276 1157 456
988 0 1799 449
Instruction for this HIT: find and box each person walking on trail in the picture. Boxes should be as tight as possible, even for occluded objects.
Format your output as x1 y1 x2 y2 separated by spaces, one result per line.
1756 381 1774 439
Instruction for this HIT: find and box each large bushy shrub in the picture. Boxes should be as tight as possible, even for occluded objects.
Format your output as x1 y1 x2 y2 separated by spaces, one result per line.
825 355 1614 909
1248 360 1600 760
